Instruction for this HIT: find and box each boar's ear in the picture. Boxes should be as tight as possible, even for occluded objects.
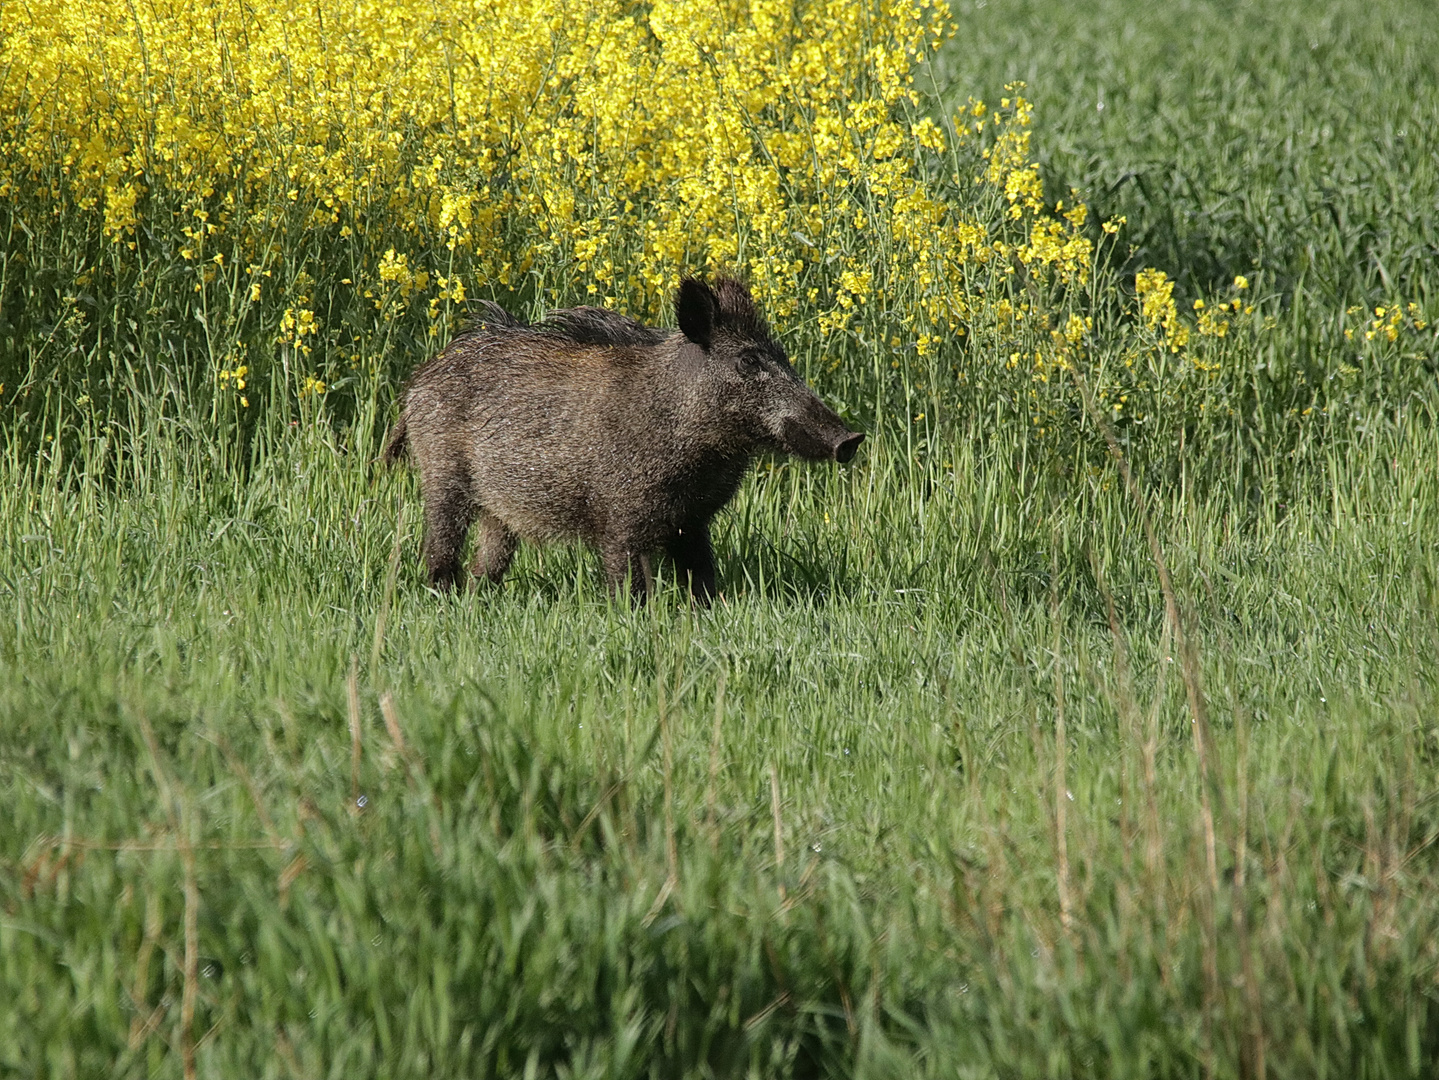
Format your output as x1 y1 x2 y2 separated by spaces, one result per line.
711 276 770 340
676 277 717 348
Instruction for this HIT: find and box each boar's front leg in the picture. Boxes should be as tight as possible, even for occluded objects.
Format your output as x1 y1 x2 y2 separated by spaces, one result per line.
601 541 654 604
667 523 717 604
469 511 518 585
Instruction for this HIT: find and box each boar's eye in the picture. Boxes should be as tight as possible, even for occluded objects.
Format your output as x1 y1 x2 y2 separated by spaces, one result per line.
735 351 763 376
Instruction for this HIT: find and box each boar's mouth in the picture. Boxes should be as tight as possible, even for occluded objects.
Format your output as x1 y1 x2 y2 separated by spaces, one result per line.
834 431 864 463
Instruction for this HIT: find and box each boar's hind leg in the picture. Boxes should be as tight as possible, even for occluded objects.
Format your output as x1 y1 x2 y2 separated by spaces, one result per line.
421 479 475 591
469 511 518 584
667 524 717 604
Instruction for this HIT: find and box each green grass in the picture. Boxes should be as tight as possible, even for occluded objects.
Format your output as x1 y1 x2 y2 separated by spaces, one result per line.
5 0 1439 1075
3 401 1437 1076
931 0 1439 440
936 0 1439 309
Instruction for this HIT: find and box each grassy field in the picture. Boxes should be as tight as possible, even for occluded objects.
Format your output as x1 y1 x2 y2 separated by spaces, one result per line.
4 379 1436 1078
937 0 1439 307
4 0 1439 1077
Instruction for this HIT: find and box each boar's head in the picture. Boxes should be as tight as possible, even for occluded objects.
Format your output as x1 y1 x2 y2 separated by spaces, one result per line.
677 277 863 463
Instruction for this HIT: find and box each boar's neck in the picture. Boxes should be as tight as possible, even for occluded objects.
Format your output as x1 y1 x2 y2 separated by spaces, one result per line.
643 335 755 504
656 336 755 458
660 332 708 383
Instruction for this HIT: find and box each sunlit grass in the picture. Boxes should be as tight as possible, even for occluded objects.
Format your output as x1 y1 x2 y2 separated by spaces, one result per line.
3 395 1437 1075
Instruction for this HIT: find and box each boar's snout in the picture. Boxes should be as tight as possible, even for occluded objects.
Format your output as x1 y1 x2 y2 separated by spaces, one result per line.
834 431 864 463
778 398 864 464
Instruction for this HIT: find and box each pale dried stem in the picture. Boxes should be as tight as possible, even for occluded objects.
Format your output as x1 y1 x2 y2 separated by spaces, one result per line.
379 690 408 758
127 891 163 1050
1089 549 1141 861
213 734 283 848
704 669 728 840
134 709 199 1080
656 648 678 884
1092 545 1168 940
52 836 288 852
379 693 434 856
1051 541 1075 945
1073 374 1220 883
1072 371 1222 1075
1144 617 1173 891
1200 572 1267 1080
370 498 406 676
180 827 199 1080
983 549 1053 831
347 655 363 808
770 763 786 900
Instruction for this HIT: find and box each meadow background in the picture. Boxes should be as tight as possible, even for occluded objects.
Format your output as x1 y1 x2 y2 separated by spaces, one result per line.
2 0 1437 1076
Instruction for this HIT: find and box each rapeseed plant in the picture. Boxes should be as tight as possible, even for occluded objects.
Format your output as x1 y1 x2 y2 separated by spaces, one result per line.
1 0 1428 468
0 0 1105 425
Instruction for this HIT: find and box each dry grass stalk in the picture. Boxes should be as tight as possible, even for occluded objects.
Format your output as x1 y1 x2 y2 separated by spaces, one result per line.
1144 616 1173 899
1198 572 1267 1080
1089 549 1142 862
347 656 363 809
134 708 200 1080
704 668 728 839
213 733 283 848
655 642 679 885
1050 541 1075 944
127 890 164 1051
370 498 406 675
179 826 199 1080
770 763 786 899
1090 543 1172 979
378 691 408 758
1072 370 1224 1075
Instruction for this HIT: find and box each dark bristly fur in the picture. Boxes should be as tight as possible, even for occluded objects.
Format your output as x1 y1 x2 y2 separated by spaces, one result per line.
535 306 667 347
383 276 863 602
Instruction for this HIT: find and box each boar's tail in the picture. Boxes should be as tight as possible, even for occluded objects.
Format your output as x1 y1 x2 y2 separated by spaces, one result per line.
381 414 408 465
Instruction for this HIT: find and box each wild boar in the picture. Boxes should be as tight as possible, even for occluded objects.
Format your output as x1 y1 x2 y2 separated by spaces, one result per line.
383 276 862 601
